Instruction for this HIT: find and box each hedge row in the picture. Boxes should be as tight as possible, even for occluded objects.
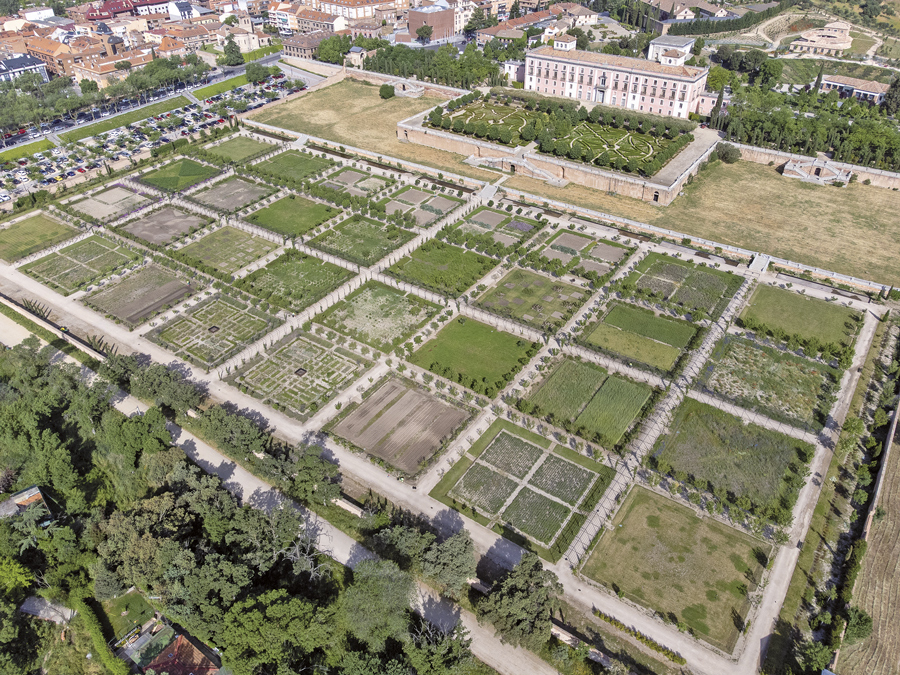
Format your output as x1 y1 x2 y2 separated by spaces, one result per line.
593 610 686 664
70 597 132 675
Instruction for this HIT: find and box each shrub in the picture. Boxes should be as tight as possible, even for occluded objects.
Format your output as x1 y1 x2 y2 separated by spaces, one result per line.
717 142 741 164
379 84 395 99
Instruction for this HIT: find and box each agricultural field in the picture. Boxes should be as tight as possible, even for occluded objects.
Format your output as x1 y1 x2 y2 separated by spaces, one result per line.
86 264 195 327
476 268 586 331
308 215 415 266
837 443 900 675
741 284 859 346
387 240 495 297
452 463 518 514
459 207 542 247
526 358 609 422
582 487 770 652
149 294 279 368
237 250 353 313
381 185 464 227
317 281 440 352
409 318 536 396
192 177 275 212
254 149 334 182
23 235 140 295
503 488 572 544
699 336 840 430
119 207 207 246
0 214 78 262
247 195 341 238
654 398 814 512
319 167 393 197
480 430 544 478
70 184 153 221
447 101 680 171
573 375 652 448
140 158 220 192
332 377 469 474
179 226 278 275
623 252 743 319
584 302 696 371
208 136 271 162
229 329 372 419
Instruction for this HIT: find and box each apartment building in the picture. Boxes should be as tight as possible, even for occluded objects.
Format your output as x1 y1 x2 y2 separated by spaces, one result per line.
308 0 408 21
71 47 153 86
524 37 708 118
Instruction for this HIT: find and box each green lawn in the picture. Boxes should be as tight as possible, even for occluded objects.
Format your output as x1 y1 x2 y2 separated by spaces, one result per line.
741 285 859 346
195 75 248 99
410 318 535 396
574 375 652 447
0 139 53 163
61 96 190 143
603 303 696 349
585 320 682 372
0 214 78 262
141 158 220 192
101 591 155 640
255 150 334 182
387 240 495 298
655 397 814 512
244 44 281 62
209 136 270 162
582 487 770 652
527 358 608 423
247 195 341 238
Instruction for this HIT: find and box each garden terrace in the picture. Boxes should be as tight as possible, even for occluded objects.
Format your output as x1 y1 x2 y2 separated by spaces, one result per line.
386 240 496 298
582 486 770 652
192 177 275 212
148 294 280 369
444 207 543 255
317 167 394 198
432 419 615 559
476 268 587 332
308 215 416 267
521 358 653 448
0 214 78 262
23 235 140 296
317 281 440 352
740 284 861 352
409 317 539 397
698 335 840 431
582 302 699 373
253 149 335 184
234 250 354 313
620 252 743 320
118 207 208 246
331 376 469 475
85 264 195 328
70 185 153 222
207 136 272 163
527 228 634 281
229 329 372 420
140 158 220 192
178 226 278 276
246 194 342 238
378 185 464 227
653 397 814 524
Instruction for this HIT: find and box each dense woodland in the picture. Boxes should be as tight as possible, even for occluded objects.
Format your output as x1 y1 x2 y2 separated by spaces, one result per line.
0 341 572 675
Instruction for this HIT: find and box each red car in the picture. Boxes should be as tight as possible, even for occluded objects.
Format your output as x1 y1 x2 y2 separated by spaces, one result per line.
16 129 25 135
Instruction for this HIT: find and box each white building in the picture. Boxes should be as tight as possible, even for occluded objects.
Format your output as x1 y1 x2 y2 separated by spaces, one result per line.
647 35 695 63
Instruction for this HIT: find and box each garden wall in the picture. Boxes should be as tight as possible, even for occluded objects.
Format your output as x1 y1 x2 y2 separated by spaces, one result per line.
733 142 900 190
344 70 469 99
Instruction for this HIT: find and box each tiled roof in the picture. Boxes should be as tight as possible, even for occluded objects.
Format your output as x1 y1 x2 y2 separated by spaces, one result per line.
822 74 890 94
528 45 707 78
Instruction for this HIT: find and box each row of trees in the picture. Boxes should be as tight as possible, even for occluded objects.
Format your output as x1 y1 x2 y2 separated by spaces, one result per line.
365 43 501 89
667 0 802 35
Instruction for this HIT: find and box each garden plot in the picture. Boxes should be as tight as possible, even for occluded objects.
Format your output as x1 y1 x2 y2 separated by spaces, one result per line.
230 330 371 419
477 268 585 331
247 194 341 238
120 207 206 245
654 397 814 512
541 230 631 276
70 185 151 221
308 215 415 266
179 226 278 275
255 149 334 182
23 235 140 295
208 136 270 162
140 158 220 191
86 264 195 327
318 281 439 352
481 430 544 478
699 336 839 430
527 358 608 422
192 177 274 211
333 377 468 474
502 488 572 544
623 252 743 319
237 250 353 313
740 284 859 347
582 487 770 652
0 214 77 262
461 207 541 246
451 463 518 514
385 186 464 227
387 240 495 297
584 302 697 372
322 167 393 197
150 294 279 368
529 453 595 505
574 376 652 447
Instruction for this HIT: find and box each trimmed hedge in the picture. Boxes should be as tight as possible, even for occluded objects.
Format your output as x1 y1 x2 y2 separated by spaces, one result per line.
70 597 132 675
593 610 686 664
